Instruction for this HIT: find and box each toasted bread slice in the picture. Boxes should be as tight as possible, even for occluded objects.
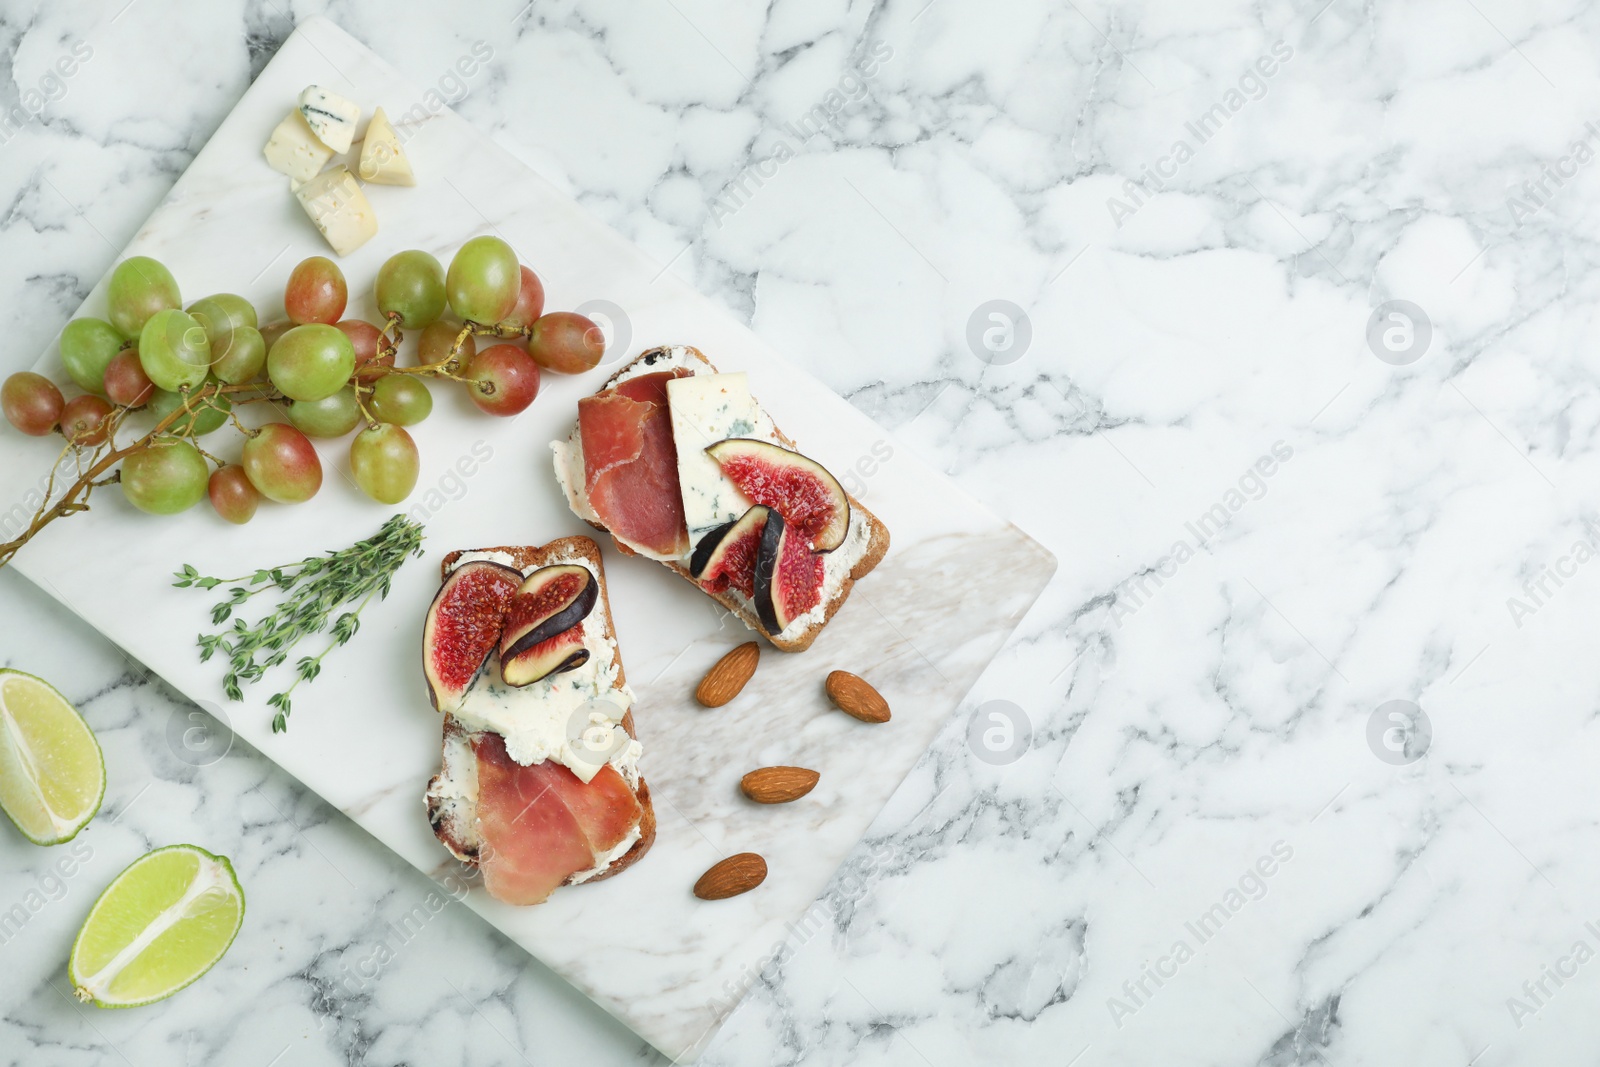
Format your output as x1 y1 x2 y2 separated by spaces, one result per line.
424 538 655 889
555 346 891 652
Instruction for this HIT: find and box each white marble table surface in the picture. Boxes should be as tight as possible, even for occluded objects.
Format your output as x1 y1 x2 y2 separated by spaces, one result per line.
1 1 1594 1064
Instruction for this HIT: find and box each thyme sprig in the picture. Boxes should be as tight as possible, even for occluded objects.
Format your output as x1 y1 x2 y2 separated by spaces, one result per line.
175 514 425 732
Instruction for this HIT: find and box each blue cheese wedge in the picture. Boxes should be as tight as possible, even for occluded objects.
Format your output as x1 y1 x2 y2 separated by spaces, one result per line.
357 107 415 186
293 165 377 256
666 372 764 549
264 108 334 184
298 85 361 154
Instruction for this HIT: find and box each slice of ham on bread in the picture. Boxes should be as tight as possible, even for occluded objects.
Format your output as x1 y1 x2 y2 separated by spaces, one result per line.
552 346 890 652
425 540 655 903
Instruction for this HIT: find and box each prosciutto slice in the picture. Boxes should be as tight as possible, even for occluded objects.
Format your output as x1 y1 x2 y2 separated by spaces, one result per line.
578 371 690 557
471 732 642 905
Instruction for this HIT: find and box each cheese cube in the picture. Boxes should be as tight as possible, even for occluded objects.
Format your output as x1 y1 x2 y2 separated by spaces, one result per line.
298 85 361 154
263 108 334 184
667 373 762 545
357 107 415 186
293 166 377 257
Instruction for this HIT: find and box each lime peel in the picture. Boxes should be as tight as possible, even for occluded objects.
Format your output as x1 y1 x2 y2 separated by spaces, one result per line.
70 844 244 1008
0 668 105 845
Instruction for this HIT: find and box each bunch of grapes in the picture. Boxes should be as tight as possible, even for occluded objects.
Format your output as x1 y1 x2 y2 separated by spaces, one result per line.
0 237 605 548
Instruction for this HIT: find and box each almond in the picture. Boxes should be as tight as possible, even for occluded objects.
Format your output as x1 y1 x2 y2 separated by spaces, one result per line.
825 670 890 723
693 852 768 900
740 766 821 804
696 642 760 707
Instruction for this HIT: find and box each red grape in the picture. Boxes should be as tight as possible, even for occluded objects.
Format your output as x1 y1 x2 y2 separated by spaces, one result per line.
502 266 545 330
285 256 348 325
464 344 539 416
3 372 65 435
60 394 113 446
103 351 155 408
242 423 322 503
527 312 605 374
208 465 260 524
337 320 392 381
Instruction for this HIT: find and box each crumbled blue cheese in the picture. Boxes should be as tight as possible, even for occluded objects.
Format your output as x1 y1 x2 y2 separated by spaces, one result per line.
298 85 361 153
445 551 639 787
667 373 763 548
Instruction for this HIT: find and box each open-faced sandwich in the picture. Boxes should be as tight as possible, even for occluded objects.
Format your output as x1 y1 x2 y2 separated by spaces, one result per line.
423 536 654 905
551 345 890 652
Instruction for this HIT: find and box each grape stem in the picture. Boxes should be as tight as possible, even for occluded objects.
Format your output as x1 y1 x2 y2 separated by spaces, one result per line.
3 310 527 569
0 380 273 569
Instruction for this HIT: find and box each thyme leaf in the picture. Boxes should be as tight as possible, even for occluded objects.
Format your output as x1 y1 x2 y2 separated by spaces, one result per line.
176 514 425 732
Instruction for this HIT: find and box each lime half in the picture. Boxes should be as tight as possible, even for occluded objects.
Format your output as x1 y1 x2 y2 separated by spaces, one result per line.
70 844 244 1007
0 668 105 845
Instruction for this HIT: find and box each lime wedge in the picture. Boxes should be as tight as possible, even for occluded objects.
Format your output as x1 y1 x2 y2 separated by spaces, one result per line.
70 844 244 1007
0 668 105 845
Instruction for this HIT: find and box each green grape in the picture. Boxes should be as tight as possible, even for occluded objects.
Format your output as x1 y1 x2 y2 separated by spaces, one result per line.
107 256 181 340
148 385 232 436
288 386 362 438
446 236 519 324
138 309 212 392
266 323 355 402
59 318 124 393
241 423 322 503
188 294 259 381
375 250 446 329
121 439 208 514
350 424 419 504
211 325 266 384
187 294 258 342
369 375 432 426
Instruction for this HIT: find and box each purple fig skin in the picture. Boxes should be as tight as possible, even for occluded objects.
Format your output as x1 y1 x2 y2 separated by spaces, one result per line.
422 560 522 712
690 504 769 581
499 564 598 660
502 642 590 687
705 438 850 552
753 509 789 634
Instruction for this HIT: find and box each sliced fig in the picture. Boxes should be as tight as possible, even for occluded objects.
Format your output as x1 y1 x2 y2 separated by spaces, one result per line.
423 560 523 712
499 564 598 660
706 438 850 552
502 625 590 687
753 509 825 634
690 505 769 596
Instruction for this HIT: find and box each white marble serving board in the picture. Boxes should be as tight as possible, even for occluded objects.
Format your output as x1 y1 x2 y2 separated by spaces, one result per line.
0 16 1054 1061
